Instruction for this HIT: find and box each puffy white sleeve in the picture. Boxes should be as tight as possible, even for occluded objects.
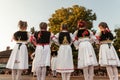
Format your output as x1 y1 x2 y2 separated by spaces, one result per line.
49 32 54 46
95 30 101 37
73 30 78 38
27 32 31 42
70 33 74 42
50 32 55 41
52 33 60 46
72 31 79 50
95 30 101 41
89 30 99 44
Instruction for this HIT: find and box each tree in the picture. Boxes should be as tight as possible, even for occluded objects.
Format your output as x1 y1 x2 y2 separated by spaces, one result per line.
113 28 120 58
48 5 96 34
48 5 97 67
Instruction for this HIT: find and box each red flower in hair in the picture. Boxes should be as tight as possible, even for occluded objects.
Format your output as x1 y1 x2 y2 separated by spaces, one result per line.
82 30 89 37
78 20 86 28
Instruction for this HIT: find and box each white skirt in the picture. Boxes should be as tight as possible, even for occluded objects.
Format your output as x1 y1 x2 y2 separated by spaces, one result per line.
6 43 28 69
99 44 120 66
34 45 51 70
78 41 98 69
51 57 57 71
56 45 74 73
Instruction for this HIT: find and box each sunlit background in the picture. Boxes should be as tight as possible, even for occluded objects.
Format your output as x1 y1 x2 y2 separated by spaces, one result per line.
0 0 120 51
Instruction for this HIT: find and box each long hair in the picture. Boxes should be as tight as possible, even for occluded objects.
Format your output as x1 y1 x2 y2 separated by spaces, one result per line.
99 22 110 32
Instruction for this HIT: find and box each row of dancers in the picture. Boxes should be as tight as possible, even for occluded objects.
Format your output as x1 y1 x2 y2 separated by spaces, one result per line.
6 20 120 80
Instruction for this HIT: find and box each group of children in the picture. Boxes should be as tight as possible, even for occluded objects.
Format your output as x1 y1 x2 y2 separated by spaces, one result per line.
6 20 120 80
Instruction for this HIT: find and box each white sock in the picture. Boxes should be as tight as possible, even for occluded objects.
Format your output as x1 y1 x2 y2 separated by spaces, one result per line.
41 67 46 80
89 66 94 80
36 67 42 80
106 66 114 80
112 66 118 80
66 73 71 80
12 69 16 80
16 70 22 80
61 73 66 80
52 70 57 76
83 67 89 80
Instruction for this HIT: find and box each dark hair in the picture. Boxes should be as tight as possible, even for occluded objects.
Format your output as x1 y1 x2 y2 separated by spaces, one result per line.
39 22 47 30
98 22 108 28
61 23 68 30
99 22 111 32
18 20 27 29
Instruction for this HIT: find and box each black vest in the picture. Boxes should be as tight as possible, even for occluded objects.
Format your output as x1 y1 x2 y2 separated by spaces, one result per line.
14 31 28 41
99 31 114 41
58 32 71 44
76 29 90 38
34 31 51 44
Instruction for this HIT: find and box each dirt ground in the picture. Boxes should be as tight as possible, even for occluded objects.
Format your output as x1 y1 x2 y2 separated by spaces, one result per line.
0 75 120 80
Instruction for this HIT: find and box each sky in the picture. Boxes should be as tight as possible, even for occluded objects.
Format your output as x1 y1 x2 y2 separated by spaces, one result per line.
0 0 120 51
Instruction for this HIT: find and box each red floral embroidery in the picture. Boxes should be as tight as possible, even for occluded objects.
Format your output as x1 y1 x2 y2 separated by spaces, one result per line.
95 36 100 40
78 20 86 28
38 32 42 39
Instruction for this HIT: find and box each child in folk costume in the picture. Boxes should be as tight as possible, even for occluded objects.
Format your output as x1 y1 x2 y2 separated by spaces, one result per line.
53 23 74 80
6 20 29 80
50 46 58 77
31 52 36 77
74 20 98 80
29 29 36 77
95 22 120 80
31 22 54 80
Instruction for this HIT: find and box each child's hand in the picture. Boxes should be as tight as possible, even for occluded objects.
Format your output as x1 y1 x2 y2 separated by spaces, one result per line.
31 53 35 59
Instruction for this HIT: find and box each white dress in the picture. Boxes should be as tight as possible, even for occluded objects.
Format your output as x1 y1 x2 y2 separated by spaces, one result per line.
51 56 57 71
99 43 120 66
74 30 98 69
53 31 74 73
6 42 28 69
33 32 54 71
34 45 51 69
96 31 120 66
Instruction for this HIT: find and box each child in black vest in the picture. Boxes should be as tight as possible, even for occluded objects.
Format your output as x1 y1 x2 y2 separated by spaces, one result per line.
95 22 120 80
53 23 74 80
31 22 54 80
